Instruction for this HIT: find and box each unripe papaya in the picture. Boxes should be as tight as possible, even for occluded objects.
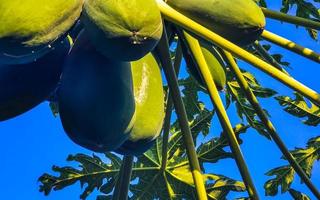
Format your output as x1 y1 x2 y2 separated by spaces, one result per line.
115 139 156 156
167 0 265 46
183 42 226 91
0 37 71 121
115 53 165 156
58 31 135 153
0 0 84 64
82 0 163 61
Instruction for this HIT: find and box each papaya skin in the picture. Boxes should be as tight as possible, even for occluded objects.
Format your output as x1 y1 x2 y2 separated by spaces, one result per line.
58 31 136 153
200 44 226 90
181 40 227 91
82 0 163 61
115 139 156 156
0 38 71 121
0 0 84 64
115 53 165 155
167 0 266 46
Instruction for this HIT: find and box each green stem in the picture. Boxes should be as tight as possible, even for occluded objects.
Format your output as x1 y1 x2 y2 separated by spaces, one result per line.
113 156 134 200
156 0 320 106
261 30 320 63
252 41 284 72
180 30 260 200
223 51 320 199
261 8 320 30
155 28 208 200
161 41 183 170
223 51 320 200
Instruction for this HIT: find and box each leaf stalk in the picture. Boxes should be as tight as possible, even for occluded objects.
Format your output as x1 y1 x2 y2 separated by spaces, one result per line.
261 30 320 63
261 8 320 30
156 0 320 106
223 51 320 200
161 41 183 171
180 30 260 200
155 28 208 200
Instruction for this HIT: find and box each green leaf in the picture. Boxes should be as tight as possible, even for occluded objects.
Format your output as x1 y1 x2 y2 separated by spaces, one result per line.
264 136 320 196
276 92 320 126
179 75 208 120
129 136 246 200
289 189 311 200
39 153 122 199
49 101 59 117
281 0 320 40
197 124 249 167
226 69 277 139
39 130 247 199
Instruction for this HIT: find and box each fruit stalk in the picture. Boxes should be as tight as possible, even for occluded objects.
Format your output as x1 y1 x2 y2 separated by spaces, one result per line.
113 156 134 200
223 50 320 200
180 31 260 200
161 41 183 170
261 8 320 30
155 28 208 200
156 0 320 106
261 30 320 63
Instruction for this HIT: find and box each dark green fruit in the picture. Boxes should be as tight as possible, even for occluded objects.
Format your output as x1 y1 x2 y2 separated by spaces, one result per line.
167 0 265 46
0 0 83 64
58 31 135 153
115 53 165 155
82 0 163 61
0 37 71 121
115 139 156 156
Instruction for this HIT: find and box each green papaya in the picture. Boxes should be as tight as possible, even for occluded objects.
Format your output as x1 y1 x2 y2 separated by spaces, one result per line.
167 0 266 46
115 139 156 156
82 0 163 61
0 0 84 64
115 53 165 155
0 37 71 121
181 40 226 91
58 31 135 153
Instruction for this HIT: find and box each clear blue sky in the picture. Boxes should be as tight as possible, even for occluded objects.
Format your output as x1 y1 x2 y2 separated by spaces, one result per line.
0 1 319 199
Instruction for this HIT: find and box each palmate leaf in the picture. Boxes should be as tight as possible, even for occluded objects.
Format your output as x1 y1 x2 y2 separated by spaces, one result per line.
168 74 214 158
39 132 247 200
197 124 249 167
275 92 320 126
281 0 320 40
255 0 267 7
39 153 122 200
127 135 246 200
264 136 320 196
167 106 214 160
179 75 208 120
289 189 311 200
248 43 291 71
226 69 277 139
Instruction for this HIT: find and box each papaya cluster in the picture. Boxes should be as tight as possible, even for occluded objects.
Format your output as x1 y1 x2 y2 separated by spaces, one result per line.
0 0 265 155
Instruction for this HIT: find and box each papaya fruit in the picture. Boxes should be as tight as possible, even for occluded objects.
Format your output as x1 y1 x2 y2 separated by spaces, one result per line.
0 37 72 121
115 53 165 156
115 139 156 156
0 0 84 64
181 40 227 91
167 0 266 46
58 31 135 153
82 0 163 61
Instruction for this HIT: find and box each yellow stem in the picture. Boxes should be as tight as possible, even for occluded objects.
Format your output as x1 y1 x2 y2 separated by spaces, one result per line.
181 30 260 200
156 0 320 106
261 30 320 63
261 8 320 30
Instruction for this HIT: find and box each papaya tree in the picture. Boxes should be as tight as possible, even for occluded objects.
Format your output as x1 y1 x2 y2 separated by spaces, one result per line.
0 0 319 199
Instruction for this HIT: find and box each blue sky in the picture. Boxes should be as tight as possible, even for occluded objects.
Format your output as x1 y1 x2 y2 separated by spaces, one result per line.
0 1 319 199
